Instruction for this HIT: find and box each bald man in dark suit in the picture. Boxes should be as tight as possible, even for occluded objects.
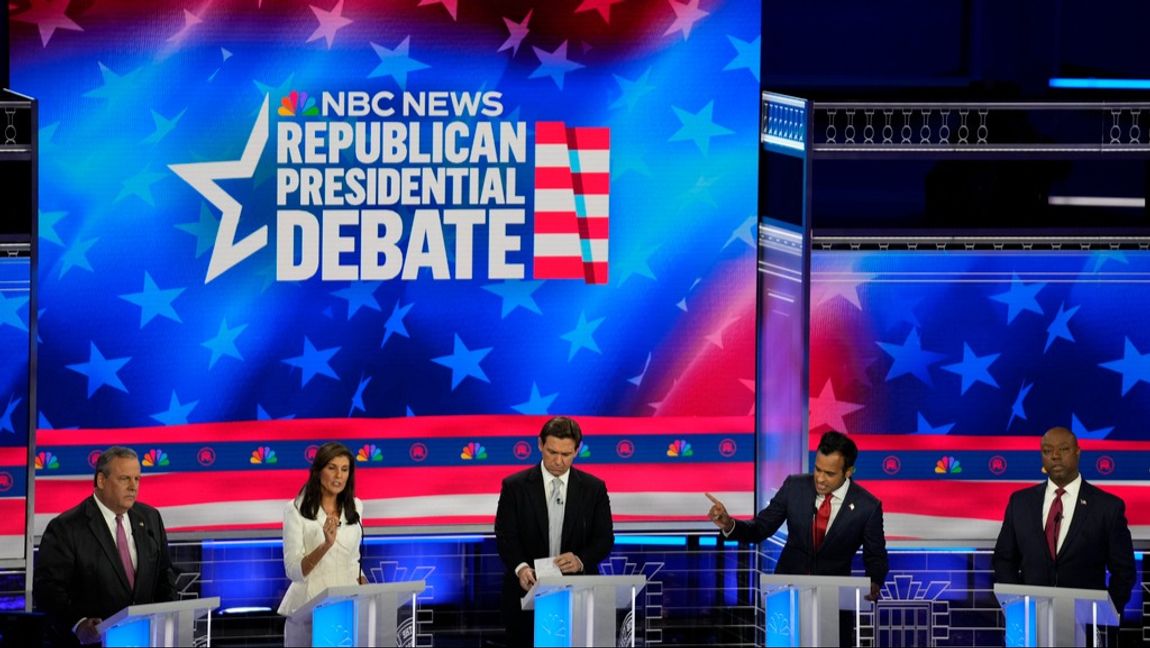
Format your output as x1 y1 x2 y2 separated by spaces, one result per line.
994 426 1136 613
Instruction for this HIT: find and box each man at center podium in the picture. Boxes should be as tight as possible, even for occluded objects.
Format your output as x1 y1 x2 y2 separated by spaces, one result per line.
705 430 889 601
495 416 615 647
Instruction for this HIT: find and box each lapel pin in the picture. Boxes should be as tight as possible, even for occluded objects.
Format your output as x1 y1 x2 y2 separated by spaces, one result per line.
1080 499 1086 506
848 503 855 511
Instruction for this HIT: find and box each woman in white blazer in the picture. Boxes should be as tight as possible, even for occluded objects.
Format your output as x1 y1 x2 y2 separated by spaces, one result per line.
278 442 365 646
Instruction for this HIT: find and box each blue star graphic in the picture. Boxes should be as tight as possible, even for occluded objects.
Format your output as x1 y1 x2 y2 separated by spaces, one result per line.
0 292 30 332
628 352 652 386
941 343 1000 395
282 337 342 388
382 300 415 348
202 319 247 368
349 375 372 416
1007 382 1033 429
39 210 66 246
257 404 296 421
616 243 660 285
1099 337 1150 396
151 391 198 426
1088 250 1127 272
723 215 756 250
253 74 295 114
333 282 383 318
483 281 544 318
915 412 955 435
611 68 655 111
0 396 20 434
67 342 131 398
369 37 429 88
120 272 185 327
1044 302 1080 352
723 35 760 82
989 274 1046 324
175 203 220 259
669 101 734 155
141 108 186 145
431 334 493 390
529 40 584 90
59 237 99 278
876 328 946 385
83 62 144 103
1071 413 1114 440
512 382 558 415
115 168 168 206
560 311 605 360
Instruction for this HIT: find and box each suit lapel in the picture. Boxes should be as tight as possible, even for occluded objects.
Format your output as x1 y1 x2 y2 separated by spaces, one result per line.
822 481 856 547
1057 481 1089 559
129 507 149 596
86 498 131 593
560 470 579 549
799 478 818 551
527 468 549 551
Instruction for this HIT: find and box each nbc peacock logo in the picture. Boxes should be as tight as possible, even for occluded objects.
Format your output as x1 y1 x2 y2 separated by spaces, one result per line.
278 90 318 117
934 456 962 474
35 451 60 471
250 446 278 465
460 442 488 461
142 449 170 467
578 443 591 459
357 443 383 463
667 440 693 458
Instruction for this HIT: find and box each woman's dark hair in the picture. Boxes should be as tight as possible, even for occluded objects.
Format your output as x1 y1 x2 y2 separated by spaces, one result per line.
297 442 360 524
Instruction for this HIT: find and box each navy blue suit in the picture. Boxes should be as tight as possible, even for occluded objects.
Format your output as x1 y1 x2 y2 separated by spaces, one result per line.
494 466 614 647
993 480 1136 612
726 474 889 585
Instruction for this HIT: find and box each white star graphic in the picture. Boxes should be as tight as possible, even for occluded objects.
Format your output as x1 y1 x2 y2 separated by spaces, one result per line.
168 95 270 283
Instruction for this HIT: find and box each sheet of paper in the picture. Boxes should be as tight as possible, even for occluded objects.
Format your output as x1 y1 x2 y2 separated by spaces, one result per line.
533 556 562 578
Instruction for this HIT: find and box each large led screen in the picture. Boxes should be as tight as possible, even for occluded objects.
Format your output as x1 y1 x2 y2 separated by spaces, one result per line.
810 249 1150 540
12 0 760 533
0 258 29 558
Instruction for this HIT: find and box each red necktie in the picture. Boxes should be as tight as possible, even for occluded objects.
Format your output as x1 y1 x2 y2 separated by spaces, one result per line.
116 514 136 590
1044 488 1065 560
812 495 832 553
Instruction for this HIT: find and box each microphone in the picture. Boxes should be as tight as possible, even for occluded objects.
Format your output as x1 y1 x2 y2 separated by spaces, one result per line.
1055 513 1063 523
557 495 564 506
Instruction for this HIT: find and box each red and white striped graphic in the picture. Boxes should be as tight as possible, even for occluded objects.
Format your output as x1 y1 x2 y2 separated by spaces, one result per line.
533 122 610 284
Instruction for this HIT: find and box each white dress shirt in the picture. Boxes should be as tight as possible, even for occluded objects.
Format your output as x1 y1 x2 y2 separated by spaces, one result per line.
815 478 852 534
92 494 137 570
1042 474 1081 555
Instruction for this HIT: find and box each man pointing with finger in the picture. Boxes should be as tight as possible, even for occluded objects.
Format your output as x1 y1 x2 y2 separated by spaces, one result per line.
706 431 888 604
495 416 615 647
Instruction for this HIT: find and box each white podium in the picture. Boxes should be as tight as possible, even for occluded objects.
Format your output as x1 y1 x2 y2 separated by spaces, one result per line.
98 597 220 647
760 573 871 647
522 575 647 647
290 581 426 647
994 583 1119 647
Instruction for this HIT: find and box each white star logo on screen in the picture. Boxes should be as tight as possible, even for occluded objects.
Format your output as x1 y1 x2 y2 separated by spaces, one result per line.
169 95 270 283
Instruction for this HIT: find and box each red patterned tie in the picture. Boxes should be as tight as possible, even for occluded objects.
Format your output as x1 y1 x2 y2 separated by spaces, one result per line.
1044 488 1065 560
116 514 136 590
812 495 833 553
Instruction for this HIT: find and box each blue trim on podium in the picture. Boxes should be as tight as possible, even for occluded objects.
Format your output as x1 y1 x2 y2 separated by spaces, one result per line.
313 598 356 647
104 618 150 647
534 589 573 647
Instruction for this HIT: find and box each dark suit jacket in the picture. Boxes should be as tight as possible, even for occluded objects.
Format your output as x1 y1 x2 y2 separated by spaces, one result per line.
494 465 614 604
727 474 889 585
993 480 1136 612
34 497 177 642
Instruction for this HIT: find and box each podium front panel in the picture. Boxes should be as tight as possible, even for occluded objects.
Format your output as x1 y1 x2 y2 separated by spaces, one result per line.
535 589 573 647
104 617 150 648
1002 597 1036 648
764 588 798 647
313 598 356 647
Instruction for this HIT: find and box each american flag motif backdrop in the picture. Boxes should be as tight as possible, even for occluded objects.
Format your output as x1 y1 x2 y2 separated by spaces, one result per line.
10 0 760 533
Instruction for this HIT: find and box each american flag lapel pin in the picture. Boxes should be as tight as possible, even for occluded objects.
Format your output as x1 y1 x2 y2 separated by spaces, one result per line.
849 503 855 511
1080 499 1087 506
